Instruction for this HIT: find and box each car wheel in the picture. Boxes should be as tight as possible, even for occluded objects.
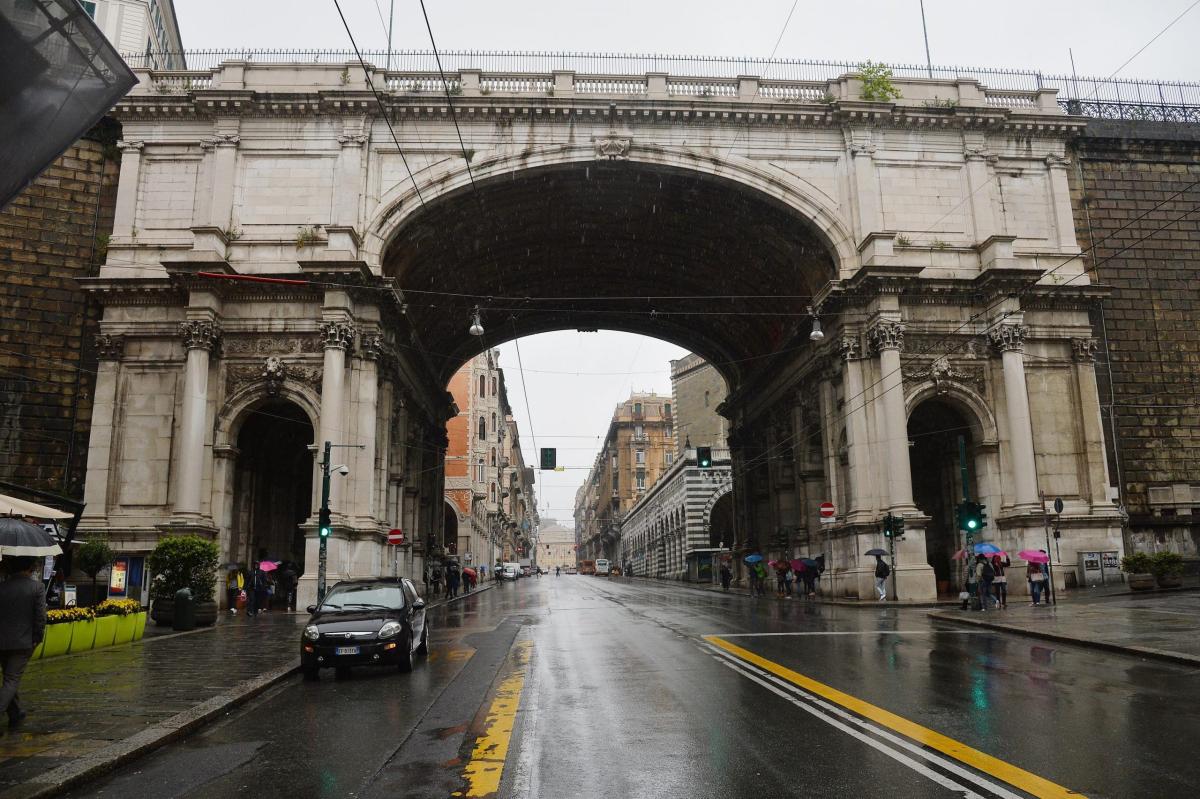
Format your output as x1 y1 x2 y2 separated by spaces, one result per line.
335 666 352 680
416 622 429 656
397 635 415 673
302 665 319 681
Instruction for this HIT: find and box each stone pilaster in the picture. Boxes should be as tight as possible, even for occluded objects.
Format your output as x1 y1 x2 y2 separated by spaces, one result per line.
868 319 916 513
988 322 1039 509
174 320 221 519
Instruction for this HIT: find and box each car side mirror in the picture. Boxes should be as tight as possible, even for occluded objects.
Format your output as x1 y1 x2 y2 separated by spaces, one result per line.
412 599 426 610
306 605 316 614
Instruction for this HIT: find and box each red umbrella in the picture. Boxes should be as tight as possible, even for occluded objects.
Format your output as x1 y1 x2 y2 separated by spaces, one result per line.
257 561 279 572
462 567 477 578
1018 550 1050 563
790 559 804 572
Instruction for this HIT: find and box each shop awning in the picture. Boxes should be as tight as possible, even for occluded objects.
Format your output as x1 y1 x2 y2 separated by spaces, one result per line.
0 493 74 520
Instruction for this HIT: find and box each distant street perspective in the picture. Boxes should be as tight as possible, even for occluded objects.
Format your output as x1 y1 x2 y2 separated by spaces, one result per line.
2 1 1200 798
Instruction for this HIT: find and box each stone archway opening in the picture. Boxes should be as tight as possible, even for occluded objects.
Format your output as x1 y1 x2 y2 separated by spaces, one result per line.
231 400 314 573
908 398 976 595
709 491 734 549
444 501 461 556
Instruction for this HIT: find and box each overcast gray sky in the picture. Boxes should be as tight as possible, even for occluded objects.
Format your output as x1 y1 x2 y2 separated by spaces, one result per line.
171 1 1198 525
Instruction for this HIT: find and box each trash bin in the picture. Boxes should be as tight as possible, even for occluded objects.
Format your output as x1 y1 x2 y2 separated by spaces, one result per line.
173 587 196 631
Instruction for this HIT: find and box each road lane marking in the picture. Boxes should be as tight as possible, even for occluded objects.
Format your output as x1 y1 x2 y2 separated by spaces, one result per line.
704 635 1082 799
708 630 992 637
455 639 532 798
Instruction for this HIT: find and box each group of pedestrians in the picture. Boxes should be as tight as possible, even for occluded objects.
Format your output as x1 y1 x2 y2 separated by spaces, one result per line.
720 558 820 598
424 560 477 599
966 551 1051 610
225 562 298 616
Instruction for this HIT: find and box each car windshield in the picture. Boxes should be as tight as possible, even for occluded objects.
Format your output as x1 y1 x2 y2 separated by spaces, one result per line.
318 583 405 611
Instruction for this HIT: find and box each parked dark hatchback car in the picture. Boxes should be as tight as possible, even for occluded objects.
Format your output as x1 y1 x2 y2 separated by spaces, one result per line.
301 578 428 679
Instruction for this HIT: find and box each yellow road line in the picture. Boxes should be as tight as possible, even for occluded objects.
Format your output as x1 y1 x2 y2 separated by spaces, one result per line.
704 635 1082 799
455 640 532 798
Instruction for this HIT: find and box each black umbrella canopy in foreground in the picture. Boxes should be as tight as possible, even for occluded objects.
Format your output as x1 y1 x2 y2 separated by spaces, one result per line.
0 516 62 558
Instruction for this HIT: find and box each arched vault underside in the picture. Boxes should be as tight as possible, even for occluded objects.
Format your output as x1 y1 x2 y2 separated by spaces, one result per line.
381 161 837 391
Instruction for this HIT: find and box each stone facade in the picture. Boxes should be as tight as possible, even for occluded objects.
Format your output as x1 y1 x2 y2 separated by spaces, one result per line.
534 519 576 571
619 448 732 580
670 353 728 454
575 392 675 560
79 60 1127 604
1068 120 1200 560
0 121 120 497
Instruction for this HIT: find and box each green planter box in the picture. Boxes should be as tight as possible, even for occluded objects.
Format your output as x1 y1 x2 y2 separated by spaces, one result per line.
31 639 44 661
133 611 147 641
68 619 96 654
92 615 118 649
113 613 137 645
42 624 72 658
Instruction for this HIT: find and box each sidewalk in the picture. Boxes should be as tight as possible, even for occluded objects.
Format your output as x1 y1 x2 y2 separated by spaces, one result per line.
0 582 493 799
624 575 959 607
929 587 1200 666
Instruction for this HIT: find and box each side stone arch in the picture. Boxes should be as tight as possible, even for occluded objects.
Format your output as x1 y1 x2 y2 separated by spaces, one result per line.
700 481 735 537
903 380 999 446
364 145 857 274
216 380 322 449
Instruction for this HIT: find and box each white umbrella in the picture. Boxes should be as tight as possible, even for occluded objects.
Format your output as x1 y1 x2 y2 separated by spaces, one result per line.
0 493 73 520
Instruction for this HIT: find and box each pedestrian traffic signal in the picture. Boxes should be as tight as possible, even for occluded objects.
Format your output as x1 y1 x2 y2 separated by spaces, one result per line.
540 447 556 470
881 513 905 539
696 446 713 468
318 507 332 538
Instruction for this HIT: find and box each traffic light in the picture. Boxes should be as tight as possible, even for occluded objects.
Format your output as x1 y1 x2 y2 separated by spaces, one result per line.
319 507 332 538
882 515 893 538
696 446 713 468
957 501 985 533
881 513 905 539
540 447 556 470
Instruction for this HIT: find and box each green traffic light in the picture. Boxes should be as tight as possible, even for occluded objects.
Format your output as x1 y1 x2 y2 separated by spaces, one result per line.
967 519 978 530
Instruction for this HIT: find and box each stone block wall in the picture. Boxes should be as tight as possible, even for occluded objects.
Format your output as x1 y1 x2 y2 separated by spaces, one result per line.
1068 120 1200 554
0 120 120 497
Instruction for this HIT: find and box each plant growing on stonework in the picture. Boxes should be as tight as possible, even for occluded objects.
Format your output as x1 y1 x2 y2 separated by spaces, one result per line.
148 535 220 603
895 234 911 246
77 536 115 607
857 60 901 102
819 91 837 105
295 225 322 249
931 238 949 250
339 67 350 86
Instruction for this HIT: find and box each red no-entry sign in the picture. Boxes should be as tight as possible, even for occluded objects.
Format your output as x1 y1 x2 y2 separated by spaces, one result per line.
387 529 405 545
819 502 835 519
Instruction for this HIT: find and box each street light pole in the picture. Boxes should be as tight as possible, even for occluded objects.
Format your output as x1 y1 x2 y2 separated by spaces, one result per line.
318 440 332 603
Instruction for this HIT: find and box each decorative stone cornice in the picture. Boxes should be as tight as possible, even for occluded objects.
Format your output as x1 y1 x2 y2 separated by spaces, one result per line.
320 321 356 351
94 334 125 361
964 145 997 163
839 336 862 361
179 320 221 351
848 141 876 157
1072 337 1099 362
867 320 904 354
595 137 631 159
987 322 1028 353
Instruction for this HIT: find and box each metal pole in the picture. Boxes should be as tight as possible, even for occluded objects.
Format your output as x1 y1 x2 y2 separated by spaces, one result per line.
888 514 898 601
1040 491 1056 605
318 440 331 603
387 0 395 71
958 435 971 590
919 0 933 78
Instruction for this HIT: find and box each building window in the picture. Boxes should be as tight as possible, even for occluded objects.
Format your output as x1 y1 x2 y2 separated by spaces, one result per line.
478 417 486 440
634 402 642 415
635 450 645 464
636 470 646 489
476 459 484 482
611 454 617 469
491 376 498 395
479 375 486 397
634 424 644 438
665 452 673 465
491 412 497 433
78 1 97 18
612 474 618 490
664 403 671 416
704 391 710 407
490 483 496 503
490 448 497 467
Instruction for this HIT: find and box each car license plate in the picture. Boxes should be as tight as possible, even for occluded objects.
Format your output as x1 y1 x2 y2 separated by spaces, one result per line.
335 646 360 656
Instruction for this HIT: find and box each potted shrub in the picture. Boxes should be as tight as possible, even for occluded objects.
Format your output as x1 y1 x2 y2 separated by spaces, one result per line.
42 607 90 658
1150 551 1185 589
148 535 220 626
1121 552 1155 590
64 606 98 654
76 535 115 607
95 598 141 646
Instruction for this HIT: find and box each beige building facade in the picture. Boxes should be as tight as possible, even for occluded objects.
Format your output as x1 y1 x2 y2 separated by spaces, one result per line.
670 353 728 453
535 520 576 571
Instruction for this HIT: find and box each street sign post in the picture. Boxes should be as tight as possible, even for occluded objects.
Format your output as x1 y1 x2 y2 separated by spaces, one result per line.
387 529 405 545
819 502 835 524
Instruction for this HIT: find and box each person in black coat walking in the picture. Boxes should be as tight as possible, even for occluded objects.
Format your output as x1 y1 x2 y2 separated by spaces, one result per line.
0 557 47 729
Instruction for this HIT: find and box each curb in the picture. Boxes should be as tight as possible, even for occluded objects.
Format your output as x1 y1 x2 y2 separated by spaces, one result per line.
1 661 299 799
2 587 496 798
927 611 1200 667
624 575 957 608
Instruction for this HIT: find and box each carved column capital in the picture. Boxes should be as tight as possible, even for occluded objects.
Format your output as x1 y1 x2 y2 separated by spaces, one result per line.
988 323 1028 354
179 320 221 351
361 333 384 360
320 321 356 351
94 334 125 361
337 132 368 147
849 141 876 158
1072 337 1099 362
1045 153 1071 169
214 133 240 147
117 140 144 153
964 145 997 163
839 336 863 361
867 320 905 354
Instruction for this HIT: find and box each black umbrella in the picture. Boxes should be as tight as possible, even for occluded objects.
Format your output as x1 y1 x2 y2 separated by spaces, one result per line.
865 548 888 557
0 517 62 558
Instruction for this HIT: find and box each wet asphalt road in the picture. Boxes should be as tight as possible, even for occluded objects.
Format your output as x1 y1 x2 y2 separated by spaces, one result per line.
70 576 1200 799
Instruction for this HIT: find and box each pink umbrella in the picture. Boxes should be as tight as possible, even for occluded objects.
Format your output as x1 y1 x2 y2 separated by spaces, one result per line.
257 561 279 572
790 559 804 572
1018 550 1050 563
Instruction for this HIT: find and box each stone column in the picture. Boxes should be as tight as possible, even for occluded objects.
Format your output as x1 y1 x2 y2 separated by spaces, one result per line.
849 140 882 239
840 336 874 521
111 141 143 239
1045 154 1079 252
81 335 124 524
351 333 381 522
989 322 1039 508
207 132 239 229
175 320 221 519
1071 338 1112 508
818 374 840 514
868 320 916 513
963 143 998 243
319 320 356 513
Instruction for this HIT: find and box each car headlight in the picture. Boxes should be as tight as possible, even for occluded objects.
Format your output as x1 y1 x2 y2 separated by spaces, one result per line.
303 625 320 642
378 621 402 639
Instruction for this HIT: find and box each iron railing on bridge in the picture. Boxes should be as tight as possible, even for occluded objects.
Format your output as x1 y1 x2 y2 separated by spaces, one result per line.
121 49 1200 123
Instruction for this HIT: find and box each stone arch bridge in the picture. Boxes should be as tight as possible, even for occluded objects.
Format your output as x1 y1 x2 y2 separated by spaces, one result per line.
81 54 1122 603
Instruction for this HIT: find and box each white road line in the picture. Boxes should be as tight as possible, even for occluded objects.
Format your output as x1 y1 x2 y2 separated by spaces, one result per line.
704 644 1027 799
706 630 993 637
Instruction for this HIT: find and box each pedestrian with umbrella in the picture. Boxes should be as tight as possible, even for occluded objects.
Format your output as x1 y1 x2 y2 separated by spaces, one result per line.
866 548 890 601
0 518 57 730
719 560 733 591
1020 549 1050 605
